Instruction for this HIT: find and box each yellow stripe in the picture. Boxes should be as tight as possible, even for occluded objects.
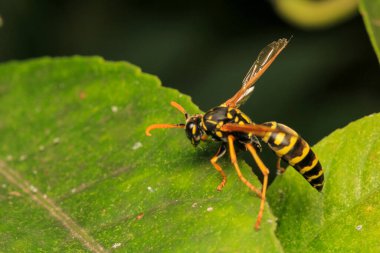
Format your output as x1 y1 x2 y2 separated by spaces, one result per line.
262 132 271 143
275 136 297 156
227 112 233 119
299 158 319 174
207 120 218 125
201 119 207 130
274 133 286 145
262 122 277 143
238 121 245 125
240 113 252 123
215 131 223 137
307 169 323 182
289 143 310 166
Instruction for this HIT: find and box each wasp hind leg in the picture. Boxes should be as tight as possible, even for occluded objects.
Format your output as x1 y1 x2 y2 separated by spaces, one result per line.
227 135 262 198
210 144 228 191
246 143 270 231
276 157 287 175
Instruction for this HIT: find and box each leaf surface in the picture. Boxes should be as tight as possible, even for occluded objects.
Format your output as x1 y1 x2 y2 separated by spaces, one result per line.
268 113 380 252
0 57 282 252
360 0 380 62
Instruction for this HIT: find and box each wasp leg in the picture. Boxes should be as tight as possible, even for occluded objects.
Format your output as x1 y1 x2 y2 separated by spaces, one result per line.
276 157 286 175
210 144 227 191
201 135 209 141
227 135 262 198
246 143 270 231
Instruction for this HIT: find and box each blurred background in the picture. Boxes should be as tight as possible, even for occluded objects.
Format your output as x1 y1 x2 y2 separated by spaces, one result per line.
0 1 379 171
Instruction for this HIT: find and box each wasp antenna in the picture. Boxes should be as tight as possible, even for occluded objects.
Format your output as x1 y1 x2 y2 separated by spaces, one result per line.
145 123 185 136
170 101 188 119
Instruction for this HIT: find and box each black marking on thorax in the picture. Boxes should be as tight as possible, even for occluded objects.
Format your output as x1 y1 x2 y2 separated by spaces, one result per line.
201 106 258 148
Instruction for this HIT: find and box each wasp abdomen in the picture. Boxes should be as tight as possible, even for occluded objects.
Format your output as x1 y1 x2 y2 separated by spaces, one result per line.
261 121 324 191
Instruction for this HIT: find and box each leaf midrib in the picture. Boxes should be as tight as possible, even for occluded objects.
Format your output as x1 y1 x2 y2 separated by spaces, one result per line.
0 160 106 253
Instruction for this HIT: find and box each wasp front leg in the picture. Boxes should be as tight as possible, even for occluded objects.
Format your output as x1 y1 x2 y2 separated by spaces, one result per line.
227 135 262 198
210 144 227 191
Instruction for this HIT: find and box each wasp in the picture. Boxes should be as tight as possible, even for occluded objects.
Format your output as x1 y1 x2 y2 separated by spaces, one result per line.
146 38 324 230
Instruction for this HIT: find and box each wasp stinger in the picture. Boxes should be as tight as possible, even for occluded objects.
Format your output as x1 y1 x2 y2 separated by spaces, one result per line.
145 38 324 230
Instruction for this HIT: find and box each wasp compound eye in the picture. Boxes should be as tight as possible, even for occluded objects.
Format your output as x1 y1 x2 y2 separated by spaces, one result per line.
185 118 203 146
185 122 194 139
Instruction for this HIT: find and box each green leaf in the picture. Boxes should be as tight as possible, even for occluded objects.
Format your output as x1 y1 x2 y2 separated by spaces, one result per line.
273 0 358 29
268 113 380 252
360 0 380 63
0 57 283 252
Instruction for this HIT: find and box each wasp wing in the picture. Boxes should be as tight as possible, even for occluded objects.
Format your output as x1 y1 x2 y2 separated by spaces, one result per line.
224 38 289 108
221 123 279 138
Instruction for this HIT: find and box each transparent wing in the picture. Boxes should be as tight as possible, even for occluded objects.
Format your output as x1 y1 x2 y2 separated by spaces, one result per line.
224 38 289 108
220 123 279 138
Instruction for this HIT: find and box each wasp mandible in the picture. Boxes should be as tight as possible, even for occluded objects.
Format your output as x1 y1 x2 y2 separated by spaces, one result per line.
146 38 324 230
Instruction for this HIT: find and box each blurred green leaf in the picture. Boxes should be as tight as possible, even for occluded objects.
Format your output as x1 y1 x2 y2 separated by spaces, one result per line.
268 113 380 252
273 0 358 29
360 0 380 62
0 57 282 252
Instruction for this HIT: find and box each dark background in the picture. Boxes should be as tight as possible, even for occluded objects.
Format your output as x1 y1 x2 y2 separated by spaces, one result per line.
0 1 379 173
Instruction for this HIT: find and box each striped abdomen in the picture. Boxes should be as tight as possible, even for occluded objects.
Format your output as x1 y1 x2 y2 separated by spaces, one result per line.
261 121 324 191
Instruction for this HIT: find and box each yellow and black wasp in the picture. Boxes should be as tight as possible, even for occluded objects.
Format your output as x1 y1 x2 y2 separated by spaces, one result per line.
146 38 324 230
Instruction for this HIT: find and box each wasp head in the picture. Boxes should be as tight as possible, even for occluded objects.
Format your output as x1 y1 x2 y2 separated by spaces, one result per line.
185 115 204 147
145 101 205 147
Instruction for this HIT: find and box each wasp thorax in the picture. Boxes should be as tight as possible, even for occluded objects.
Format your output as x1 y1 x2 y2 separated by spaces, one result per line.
185 115 204 147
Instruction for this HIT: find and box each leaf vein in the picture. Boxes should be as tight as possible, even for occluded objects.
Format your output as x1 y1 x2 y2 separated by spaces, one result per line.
0 160 107 253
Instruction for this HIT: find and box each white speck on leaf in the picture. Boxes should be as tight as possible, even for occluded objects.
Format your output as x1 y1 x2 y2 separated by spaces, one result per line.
111 106 118 113
207 207 213 212
2 184 7 188
6 155 13 161
147 186 154 193
132 142 143 150
356 225 363 231
192 203 198 208
53 137 60 144
30 185 38 193
19 155 27 161
71 188 77 193
112 242 122 249
39 145 45 151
